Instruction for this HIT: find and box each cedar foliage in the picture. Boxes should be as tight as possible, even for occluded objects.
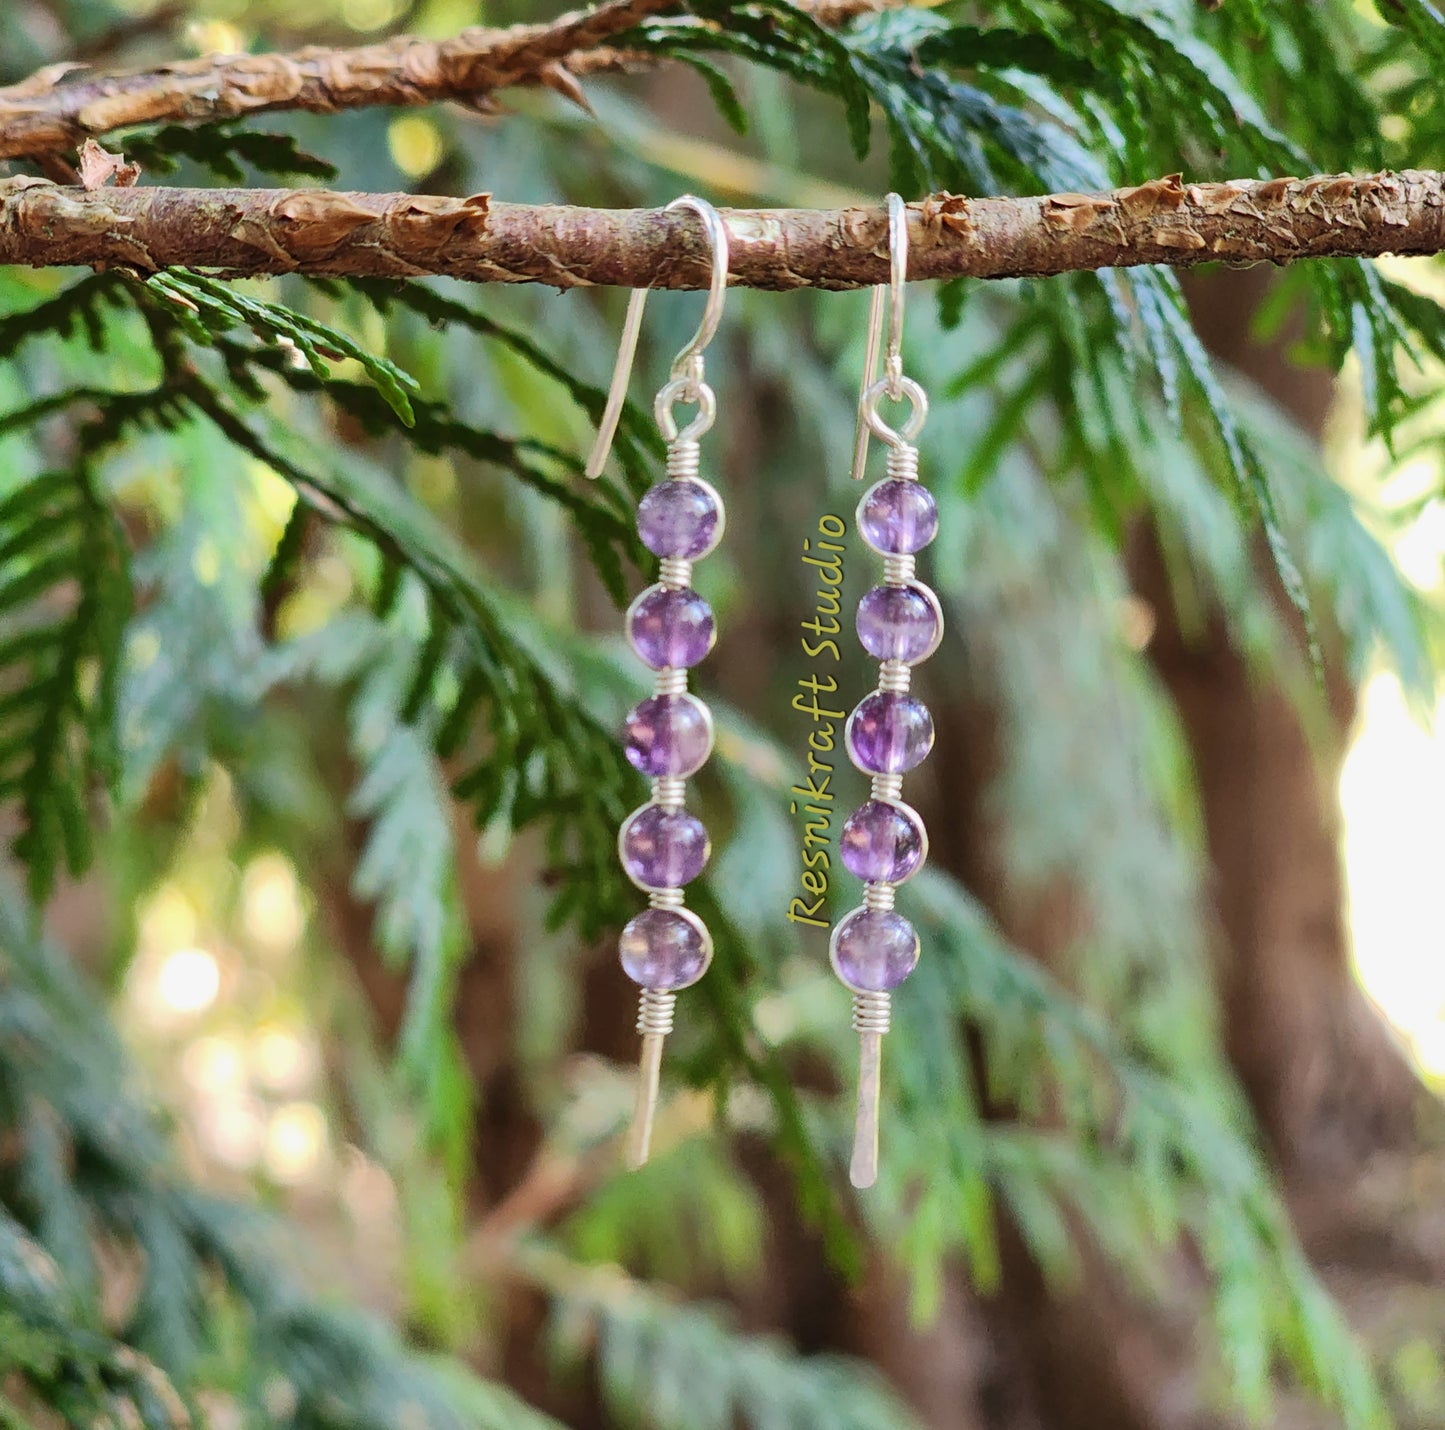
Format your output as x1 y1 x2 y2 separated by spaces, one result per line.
0 0 1442 1426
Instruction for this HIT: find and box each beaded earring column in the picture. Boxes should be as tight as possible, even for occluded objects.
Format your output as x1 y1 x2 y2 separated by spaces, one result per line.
834 194 942 1190
585 197 730 1170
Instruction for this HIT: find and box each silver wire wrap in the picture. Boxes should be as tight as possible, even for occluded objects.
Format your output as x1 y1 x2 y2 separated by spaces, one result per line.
637 987 678 1036
591 196 732 1173
863 882 896 912
585 194 729 480
841 194 932 1193
883 553 916 585
887 443 920 483
656 376 718 446
870 773 904 802
877 660 911 694
852 990 892 1035
666 436 701 480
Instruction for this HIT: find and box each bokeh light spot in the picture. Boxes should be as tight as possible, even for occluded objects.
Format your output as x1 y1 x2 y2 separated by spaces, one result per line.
182 1035 245 1094
242 854 305 954
388 116 445 178
266 1103 327 1184
157 947 221 1016
252 1025 314 1093
140 885 199 955
188 21 246 55
1342 672 1445 1082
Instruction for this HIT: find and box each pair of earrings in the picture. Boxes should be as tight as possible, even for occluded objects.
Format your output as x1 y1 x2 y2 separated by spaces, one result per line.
586 194 941 1189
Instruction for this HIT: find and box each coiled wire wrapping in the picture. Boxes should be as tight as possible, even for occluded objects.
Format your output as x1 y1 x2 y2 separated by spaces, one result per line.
659 557 693 588
637 987 677 1035
877 659 911 694
863 882 896 912
886 442 920 483
667 437 701 480
852 990 892 1035
653 665 688 697
870 773 904 802
883 553 916 585
648 887 685 910
652 776 686 810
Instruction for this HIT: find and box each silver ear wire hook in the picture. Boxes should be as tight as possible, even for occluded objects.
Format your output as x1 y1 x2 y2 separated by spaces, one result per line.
850 194 927 480
585 195 730 478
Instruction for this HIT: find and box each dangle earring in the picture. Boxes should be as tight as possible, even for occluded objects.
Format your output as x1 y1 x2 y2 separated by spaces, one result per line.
586 196 730 1170
835 194 941 1189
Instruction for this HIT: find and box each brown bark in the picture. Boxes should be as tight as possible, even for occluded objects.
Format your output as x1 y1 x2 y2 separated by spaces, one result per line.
0 0 677 160
0 170 1443 290
0 0 898 161
1161 265 1427 1178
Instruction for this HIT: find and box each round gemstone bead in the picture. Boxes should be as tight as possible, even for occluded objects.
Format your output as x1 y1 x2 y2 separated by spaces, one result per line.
623 694 713 778
856 584 942 664
840 800 927 884
830 908 920 992
638 478 723 560
858 478 938 555
627 586 715 670
619 907 711 990
620 804 710 889
846 692 934 775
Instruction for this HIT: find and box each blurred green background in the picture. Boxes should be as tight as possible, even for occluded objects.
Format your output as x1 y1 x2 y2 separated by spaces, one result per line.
4 1 1445 1427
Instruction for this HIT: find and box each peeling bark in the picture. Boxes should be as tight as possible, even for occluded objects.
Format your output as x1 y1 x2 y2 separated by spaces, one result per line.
0 170 1443 289
0 0 676 159
0 0 896 161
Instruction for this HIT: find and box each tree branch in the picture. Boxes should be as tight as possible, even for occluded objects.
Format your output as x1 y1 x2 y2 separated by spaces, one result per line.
0 0 678 160
0 0 895 161
0 171 1440 290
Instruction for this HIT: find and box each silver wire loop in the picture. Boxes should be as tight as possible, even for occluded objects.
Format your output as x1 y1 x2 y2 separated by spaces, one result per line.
655 376 718 444
584 195 730 477
851 193 921 480
663 197 729 383
861 375 929 448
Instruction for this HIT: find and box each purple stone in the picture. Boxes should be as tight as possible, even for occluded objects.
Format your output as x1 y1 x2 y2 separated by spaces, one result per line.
846 692 934 775
856 584 941 664
627 586 715 670
830 908 919 992
840 800 926 884
638 479 722 559
623 694 713 778
620 804 710 888
619 908 711 990
858 479 938 555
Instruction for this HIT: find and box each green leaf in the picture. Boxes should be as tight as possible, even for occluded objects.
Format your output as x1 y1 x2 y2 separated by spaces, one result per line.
123 120 337 183
0 467 130 903
146 272 419 426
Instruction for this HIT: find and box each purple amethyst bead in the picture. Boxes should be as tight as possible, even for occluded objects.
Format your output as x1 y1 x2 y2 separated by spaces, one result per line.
830 908 919 992
858 478 938 555
623 694 713 778
627 586 716 670
856 584 942 664
840 800 927 884
620 804 710 889
846 692 934 775
638 478 723 560
619 907 711 990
